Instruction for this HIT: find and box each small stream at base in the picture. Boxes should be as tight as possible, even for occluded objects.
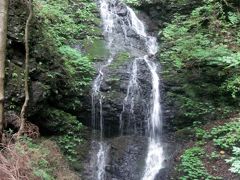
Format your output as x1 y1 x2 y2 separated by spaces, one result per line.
89 0 165 179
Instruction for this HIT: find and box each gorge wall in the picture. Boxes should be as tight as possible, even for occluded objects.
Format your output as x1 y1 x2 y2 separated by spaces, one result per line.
5 0 240 179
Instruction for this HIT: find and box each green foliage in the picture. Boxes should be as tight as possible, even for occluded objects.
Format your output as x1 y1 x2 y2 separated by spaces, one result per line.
57 134 82 162
34 1 74 48
192 121 210 140
195 127 210 140
228 11 240 26
210 120 240 149
13 137 78 179
44 108 83 133
34 0 97 48
226 147 240 174
221 75 240 98
179 118 240 178
123 0 153 6
124 0 141 6
32 0 96 114
209 151 220 160
179 95 215 119
167 92 233 127
178 147 221 179
34 0 95 93
161 0 240 127
75 1 97 22
59 45 94 95
109 52 130 69
44 108 84 162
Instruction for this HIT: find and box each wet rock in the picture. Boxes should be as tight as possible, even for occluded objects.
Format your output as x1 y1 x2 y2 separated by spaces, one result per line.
29 81 48 114
98 57 152 136
155 167 170 180
117 5 128 16
106 135 148 180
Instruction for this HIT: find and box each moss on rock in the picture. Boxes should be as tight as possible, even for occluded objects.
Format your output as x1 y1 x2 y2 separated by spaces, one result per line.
109 52 131 70
83 38 109 61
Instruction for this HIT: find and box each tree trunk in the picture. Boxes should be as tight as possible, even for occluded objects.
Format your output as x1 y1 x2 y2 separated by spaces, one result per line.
17 0 33 138
0 0 9 142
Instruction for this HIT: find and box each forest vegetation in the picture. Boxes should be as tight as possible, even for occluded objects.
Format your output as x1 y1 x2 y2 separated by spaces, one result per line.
0 0 239 179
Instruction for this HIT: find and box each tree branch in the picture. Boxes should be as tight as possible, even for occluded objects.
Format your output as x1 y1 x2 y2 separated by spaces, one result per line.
17 0 33 138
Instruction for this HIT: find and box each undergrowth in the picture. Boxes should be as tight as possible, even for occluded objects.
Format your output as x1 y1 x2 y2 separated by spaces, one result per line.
179 147 221 180
178 117 240 179
0 137 79 180
161 0 240 127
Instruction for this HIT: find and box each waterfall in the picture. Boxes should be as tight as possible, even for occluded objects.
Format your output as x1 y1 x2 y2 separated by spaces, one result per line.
127 7 147 37
142 56 164 180
120 58 140 134
90 0 165 179
90 0 117 179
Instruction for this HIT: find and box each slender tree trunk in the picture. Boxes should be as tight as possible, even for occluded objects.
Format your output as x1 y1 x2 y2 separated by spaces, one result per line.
0 0 9 142
17 0 32 138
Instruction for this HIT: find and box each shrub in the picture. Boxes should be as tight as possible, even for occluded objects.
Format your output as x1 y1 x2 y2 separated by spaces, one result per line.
59 45 94 95
179 147 221 179
210 120 240 150
226 146 240 174
161 0 240 127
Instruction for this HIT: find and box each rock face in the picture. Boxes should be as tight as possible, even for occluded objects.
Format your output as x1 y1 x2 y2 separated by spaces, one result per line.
82 135 148 180
83 0 159 137
82 1 169 179
98 57 153 136
80 0 205 135
6 0 102 134
106 136 148 180
81 1 203 179
130 0 205 132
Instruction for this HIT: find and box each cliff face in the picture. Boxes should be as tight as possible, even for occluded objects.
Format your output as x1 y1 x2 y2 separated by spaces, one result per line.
126 0 240 132
5 0 204 134
6 0 102 134
5 0 240 178
7 0 239 137
78 0 205 135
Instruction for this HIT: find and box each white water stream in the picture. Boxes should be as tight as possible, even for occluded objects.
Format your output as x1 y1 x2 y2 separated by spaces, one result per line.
91 0 116 179
91 0 165 179
119 58 140 134
142 56 164 180
126 3 164 179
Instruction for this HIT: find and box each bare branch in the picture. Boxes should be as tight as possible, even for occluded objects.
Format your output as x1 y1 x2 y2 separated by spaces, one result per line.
16 0 33 138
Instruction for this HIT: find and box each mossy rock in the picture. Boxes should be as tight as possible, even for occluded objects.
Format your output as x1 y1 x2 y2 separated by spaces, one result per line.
105 77 121 89
105 90 124 101
87 26 103 36
5 62 25 111
82 38 109 61
109 52 131 70
6 62 24 90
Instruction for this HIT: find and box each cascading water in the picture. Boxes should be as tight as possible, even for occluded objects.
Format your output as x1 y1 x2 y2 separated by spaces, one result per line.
142 56 164 180
90 0 116 179
119 58 140 134
90 0 165 179
125 4 165 179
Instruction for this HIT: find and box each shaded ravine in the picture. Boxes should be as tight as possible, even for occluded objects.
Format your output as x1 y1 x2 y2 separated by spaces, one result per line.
89 0 165 179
